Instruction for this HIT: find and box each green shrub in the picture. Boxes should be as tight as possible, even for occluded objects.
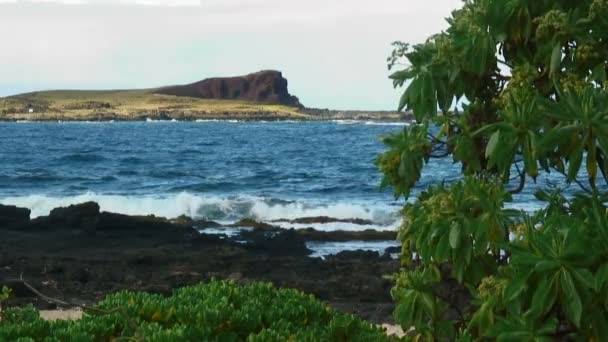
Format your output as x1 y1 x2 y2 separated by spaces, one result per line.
380 0 608 340
0 280 399 341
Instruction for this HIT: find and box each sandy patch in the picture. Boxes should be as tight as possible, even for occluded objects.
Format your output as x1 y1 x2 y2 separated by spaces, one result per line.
380 323 406 338
39 308 83 321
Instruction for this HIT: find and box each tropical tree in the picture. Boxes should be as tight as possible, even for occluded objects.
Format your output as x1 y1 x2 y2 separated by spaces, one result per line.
378 0 608 339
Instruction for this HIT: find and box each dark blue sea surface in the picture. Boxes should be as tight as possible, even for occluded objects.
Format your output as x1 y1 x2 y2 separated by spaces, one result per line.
0 120 591 234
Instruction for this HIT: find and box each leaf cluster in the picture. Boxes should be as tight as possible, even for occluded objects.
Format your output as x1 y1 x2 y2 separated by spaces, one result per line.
379 0 608 340
0 280 399 341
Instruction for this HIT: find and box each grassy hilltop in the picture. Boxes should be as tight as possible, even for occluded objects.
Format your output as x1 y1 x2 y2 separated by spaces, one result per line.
0 89 307 121
0 70 406 121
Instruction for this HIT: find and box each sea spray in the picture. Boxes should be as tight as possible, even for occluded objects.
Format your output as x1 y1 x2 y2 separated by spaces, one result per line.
0 192 400 230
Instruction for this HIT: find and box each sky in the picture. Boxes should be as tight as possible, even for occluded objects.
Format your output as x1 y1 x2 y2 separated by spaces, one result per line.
0 0 462 110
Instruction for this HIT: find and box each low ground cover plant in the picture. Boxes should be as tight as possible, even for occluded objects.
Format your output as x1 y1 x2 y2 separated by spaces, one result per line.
0 280 399 341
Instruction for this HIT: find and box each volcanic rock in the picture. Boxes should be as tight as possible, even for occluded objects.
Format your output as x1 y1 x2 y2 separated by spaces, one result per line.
0 204 30 228
155 70 302 107
273 216 374 225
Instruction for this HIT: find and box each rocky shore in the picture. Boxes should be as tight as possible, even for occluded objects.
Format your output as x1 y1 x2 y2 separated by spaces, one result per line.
0 111 407 122
0 202 400 323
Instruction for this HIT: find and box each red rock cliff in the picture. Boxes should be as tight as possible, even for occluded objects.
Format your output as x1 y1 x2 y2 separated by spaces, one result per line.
155 70 302 107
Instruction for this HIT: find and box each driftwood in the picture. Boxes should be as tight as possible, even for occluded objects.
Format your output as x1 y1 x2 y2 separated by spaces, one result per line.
9 275 143 341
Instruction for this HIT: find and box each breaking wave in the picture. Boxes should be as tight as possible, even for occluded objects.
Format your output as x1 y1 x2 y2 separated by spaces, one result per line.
0 192 400 231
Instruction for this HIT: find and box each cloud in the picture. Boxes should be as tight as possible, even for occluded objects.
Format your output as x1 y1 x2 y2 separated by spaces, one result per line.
0 0 199 5
0 0 462 109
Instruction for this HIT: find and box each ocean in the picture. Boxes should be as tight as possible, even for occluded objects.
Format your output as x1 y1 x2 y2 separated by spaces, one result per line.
0 120 592 255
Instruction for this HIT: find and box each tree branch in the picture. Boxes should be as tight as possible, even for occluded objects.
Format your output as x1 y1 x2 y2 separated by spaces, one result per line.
552 167 593 194
496 58 513 69
430 151 451 158
509 164 526 194
427 133 448 146
433 291 466 322
19 275 142 341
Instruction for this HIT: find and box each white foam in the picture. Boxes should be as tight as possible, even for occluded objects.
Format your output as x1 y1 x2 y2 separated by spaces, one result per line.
306 240 400 258
333 120 359 125
146 118 179 123
0 192 400 231
364 121 410 126
251 200 384 221
0 192 210 219
273 220 400 232
194 119 240 123
333 119 409 126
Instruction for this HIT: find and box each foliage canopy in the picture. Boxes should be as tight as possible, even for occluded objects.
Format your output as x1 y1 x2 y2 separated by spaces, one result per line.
378 0 608 340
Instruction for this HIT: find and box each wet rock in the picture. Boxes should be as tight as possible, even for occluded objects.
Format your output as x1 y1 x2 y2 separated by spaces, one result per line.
192 219 222 229
0 279 33 298
97 212 194 237
49 202 100 220
240 229 311 256
385 246 401 254
69 268 91 283
1 203 400 323
296 228 396 241
273 216 374 225
170 215 194 225
330 250 382 261
231 218 275 231
24 202 101 232
0 204 30 228
191 233 226 245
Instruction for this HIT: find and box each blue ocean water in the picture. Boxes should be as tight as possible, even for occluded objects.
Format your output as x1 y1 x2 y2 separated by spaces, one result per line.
0 120 592 234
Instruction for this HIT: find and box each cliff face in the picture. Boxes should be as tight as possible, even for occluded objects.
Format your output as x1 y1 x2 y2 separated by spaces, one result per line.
155 70 302 107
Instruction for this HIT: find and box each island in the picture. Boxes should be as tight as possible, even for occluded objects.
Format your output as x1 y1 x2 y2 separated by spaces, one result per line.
0 70 408 122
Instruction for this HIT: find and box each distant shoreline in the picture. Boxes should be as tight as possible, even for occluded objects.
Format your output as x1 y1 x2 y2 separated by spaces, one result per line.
0 110 411 123
0 73 412 123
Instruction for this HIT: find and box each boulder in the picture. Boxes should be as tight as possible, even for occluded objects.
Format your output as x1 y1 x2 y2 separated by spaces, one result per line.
49 202 100 220
0 204 30 228
240 229 311 256
330 250 382 261
46 202 100 232
231 218 275 231
97 212 188 234
296 228 397 242
278 216 374 225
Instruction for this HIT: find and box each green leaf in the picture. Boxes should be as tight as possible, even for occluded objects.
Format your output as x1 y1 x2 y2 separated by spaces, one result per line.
497 331 531 341
485 131 500 159
567 141 584 182
534 261 559 274
595 264 608 292
571 268 595 291
503 276 527 303
560 270 583 327
435 231 450 261
398 92 408 112
550 44 562 75
531 276 557 318
449 221 462 249
591 64 607 83
590 307 608 340
534 190 550 201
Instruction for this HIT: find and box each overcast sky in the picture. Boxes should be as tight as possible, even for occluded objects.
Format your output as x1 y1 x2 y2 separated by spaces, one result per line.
0 0 461 110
